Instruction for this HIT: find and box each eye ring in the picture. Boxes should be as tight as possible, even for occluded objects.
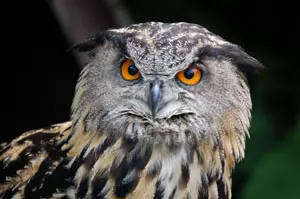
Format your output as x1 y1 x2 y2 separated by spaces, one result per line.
177 66 202 85
121 59 141 81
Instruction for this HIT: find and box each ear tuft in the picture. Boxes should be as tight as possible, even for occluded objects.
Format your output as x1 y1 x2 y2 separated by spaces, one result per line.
199 45 266 73
67 33 106 52
224 45 266 73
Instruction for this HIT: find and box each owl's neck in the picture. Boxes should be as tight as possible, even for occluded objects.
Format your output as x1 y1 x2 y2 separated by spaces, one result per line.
68 128 233 199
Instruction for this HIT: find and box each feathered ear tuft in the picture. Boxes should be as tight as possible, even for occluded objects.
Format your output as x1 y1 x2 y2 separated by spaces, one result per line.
199 45 266 73
222 45 266 73
67 31 130 57
67 33 106 52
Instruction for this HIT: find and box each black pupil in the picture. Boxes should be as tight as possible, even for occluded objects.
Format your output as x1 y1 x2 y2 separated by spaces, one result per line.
184 68 194 79
128 64 138 75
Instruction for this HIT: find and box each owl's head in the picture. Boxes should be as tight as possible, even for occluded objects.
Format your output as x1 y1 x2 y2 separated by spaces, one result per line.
71 22 263 150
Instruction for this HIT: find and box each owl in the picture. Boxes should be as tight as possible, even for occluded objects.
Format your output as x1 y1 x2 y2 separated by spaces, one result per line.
0 22 263 199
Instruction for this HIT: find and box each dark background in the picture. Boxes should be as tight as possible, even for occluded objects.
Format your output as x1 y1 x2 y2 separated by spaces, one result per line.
11 0 300 198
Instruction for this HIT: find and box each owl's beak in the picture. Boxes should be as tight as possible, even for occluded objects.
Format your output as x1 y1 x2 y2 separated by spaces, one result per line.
150 79 161 117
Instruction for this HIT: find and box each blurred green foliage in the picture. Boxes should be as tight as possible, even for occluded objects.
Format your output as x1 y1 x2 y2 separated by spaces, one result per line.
242 115 300 199
123 0 299 198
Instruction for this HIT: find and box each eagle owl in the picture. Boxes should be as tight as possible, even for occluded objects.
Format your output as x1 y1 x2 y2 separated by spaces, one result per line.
1 22 263 199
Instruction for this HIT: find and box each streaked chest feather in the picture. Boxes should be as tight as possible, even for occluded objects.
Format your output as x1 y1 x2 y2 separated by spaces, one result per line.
0 122 237 199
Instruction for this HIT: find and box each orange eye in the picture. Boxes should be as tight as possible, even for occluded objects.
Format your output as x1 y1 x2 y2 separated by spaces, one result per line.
121 59 141 81
177 66 202 85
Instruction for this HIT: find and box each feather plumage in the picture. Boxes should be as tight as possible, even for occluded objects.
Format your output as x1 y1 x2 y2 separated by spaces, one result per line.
1 22 263 198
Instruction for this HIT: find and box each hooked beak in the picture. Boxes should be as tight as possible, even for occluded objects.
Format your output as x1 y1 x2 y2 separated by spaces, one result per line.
150 79 161 117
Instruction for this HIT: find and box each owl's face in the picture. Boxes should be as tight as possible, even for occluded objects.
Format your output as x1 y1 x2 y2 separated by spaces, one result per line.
71 22 263 147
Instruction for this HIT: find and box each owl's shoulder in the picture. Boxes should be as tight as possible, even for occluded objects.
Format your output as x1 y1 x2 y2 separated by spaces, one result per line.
0 121 72 198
